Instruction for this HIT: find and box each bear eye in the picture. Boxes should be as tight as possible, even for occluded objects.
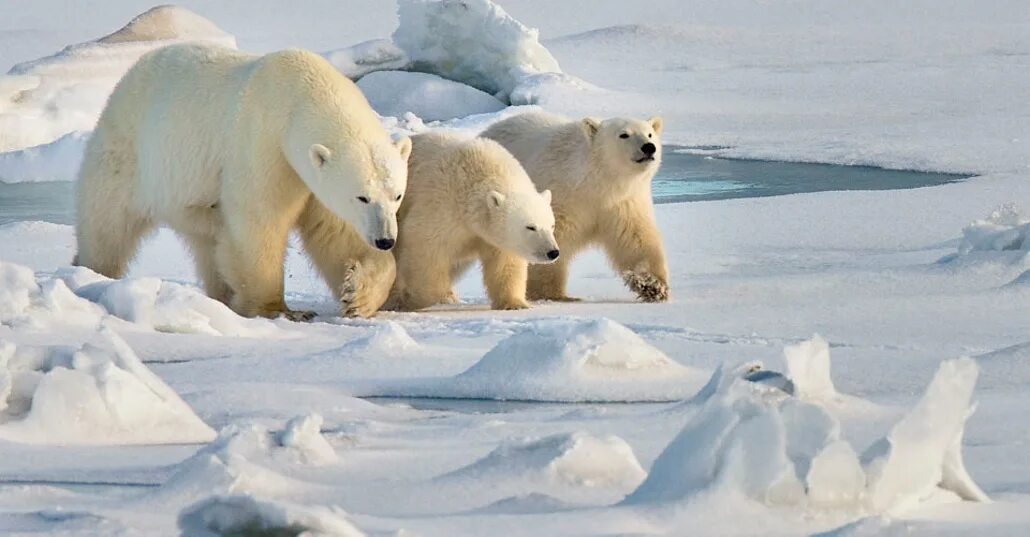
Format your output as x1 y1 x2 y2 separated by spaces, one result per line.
526 225 537 231
357 196 370 204
395 194 403 201
619 133 630 139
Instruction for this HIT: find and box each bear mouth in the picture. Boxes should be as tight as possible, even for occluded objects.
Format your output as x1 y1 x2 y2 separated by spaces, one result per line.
634 156 656 163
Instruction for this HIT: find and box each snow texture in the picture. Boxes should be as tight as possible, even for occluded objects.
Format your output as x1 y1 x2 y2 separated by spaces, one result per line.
178 494 366 537
324 38 410 79
0 325 215 445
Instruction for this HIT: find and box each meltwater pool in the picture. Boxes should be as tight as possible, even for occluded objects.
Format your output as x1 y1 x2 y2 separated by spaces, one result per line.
0 150 968 225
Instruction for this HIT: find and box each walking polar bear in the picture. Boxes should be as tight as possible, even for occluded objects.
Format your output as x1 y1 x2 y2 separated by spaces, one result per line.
384 133 559 311
481 111 670 302
74 43 412 319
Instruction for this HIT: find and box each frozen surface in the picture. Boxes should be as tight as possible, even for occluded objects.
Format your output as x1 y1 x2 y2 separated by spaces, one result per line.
0 0 1029 535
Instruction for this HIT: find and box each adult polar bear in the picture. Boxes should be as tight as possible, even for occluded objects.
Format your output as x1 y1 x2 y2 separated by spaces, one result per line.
482 111 669 303
74 44 412 319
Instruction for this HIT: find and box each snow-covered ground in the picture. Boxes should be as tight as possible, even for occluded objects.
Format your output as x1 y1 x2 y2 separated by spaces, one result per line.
1 1 1028 535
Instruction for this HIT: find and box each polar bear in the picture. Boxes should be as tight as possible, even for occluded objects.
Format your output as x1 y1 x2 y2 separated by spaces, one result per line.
74 43 411 319
481 111 669 302
383 132 559 311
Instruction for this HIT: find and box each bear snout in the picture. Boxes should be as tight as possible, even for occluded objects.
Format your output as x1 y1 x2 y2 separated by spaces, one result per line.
374 238 395 251
641 143 657 156
546 249 560 260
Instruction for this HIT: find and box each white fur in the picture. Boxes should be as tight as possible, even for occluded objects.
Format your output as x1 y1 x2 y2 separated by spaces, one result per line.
74 43 411 319
384 132 558 311
482 111 669 302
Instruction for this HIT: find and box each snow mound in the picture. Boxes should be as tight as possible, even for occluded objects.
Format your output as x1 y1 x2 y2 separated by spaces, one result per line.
380 318 704 402
344 321 420 355
324 39 410 79
0 325 216 445
0 6 236 155
0 262 38 323
625 356 988 515
392 0 562 101
357 71 506 122
178 494 365 537
62 268 280 337
958 204 1029 254
158 420 338 501
439 432 645 500
0 131 88 183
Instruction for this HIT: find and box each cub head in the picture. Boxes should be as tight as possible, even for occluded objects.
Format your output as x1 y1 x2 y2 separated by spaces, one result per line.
482 188 560 265
301 136 412 251
582 116 663 174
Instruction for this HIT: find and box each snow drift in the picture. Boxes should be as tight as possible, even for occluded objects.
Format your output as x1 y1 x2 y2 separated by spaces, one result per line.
0 325 215 445
373 318 706 402
178 494 366 537
0 6 236 155
626 342 987 515
959 204 1029 255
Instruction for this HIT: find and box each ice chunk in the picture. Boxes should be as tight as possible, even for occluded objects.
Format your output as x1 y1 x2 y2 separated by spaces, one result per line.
0 262 39 323
0 131 88 184
861 357 988 512
344 320 420 355
0 326 216 445
357 71 505 122
958 204 1029 254
178 494 366 537
277 414 338 465
392 0 561 100
784 335 837 400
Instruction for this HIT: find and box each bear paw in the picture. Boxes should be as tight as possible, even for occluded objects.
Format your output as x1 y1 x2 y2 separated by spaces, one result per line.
338 262 375 318
622 270 670 303
443 288 461 305
279 309 317 322
493 298 530 310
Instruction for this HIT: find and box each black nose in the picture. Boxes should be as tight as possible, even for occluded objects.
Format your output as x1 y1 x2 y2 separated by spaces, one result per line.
374 238 395 251
641 143 657 156
546 249 560 260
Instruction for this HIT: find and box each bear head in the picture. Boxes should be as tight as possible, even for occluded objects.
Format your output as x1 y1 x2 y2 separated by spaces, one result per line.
482 188 560 265
303 136 412 251
582 116 663 176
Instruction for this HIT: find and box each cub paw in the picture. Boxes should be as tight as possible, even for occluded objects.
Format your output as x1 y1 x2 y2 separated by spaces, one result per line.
280 309 317 322
622 270 670 303
338 262 371 318
494 298 530 310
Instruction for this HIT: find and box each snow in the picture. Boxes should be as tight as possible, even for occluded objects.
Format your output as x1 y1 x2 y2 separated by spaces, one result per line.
357 70 506 122
0 0 1028 535
0 5 235 155
178 494 366 537
0 325 215 445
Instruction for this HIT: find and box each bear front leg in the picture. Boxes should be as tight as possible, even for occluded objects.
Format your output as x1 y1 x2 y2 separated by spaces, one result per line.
335 251 396 318
387 244 454 312
600 197 670 303
526 257 578 302
481 247 530 310
215 226 301 319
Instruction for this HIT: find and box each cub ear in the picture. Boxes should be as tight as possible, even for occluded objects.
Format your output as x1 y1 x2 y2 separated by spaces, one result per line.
394 136 412 161
581 117 601 139
309 144 331 169
488 190 506 209
540 189 552 205
648 116 663 135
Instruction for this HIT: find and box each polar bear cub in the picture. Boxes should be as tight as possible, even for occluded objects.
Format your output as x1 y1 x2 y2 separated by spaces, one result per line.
481 111 669 303
74 43 411 319
384 132 559 311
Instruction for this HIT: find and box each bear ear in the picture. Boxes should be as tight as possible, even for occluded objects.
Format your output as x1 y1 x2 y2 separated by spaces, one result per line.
394 136 412 162
540 189 552 205
648 116 663 135
581 117 601 139
488 190 506 209
309 144 331 169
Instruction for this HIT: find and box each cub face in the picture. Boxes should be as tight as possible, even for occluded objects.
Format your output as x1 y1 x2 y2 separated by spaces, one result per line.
582 116 663 175
484 188 560 264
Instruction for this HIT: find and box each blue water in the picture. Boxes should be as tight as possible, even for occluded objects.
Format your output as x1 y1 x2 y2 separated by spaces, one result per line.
0 150 968 225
